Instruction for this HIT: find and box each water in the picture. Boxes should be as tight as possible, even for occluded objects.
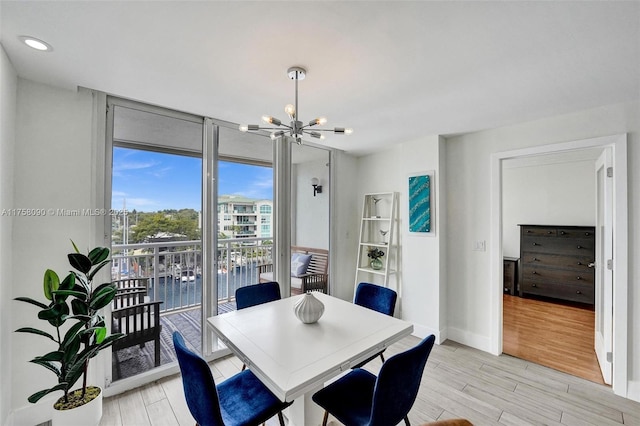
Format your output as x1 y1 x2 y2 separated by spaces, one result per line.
148 264 261 311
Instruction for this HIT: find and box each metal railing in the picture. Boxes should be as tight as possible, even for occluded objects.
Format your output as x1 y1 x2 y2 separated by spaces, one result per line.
111 237 273 313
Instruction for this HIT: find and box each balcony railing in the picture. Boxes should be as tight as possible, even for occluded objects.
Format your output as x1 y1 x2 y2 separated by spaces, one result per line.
111 237 273 314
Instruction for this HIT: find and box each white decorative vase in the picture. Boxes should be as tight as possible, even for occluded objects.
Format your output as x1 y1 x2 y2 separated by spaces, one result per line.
52 386 103 426
294 292 325 324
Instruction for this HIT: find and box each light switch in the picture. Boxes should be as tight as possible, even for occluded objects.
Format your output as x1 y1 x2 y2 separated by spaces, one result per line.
473 240 486 251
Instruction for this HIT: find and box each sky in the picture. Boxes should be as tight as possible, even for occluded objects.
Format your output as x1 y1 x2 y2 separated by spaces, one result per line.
112 147 273 212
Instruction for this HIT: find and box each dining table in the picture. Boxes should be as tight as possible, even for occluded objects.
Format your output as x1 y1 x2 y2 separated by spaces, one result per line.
207 291 414 426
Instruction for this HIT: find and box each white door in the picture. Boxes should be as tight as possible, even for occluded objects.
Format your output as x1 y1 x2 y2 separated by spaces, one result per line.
594 148 613 384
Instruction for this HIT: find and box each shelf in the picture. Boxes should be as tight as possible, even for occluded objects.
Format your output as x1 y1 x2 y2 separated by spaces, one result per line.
360 242 388 247
356 192 398 289
357 267 396 275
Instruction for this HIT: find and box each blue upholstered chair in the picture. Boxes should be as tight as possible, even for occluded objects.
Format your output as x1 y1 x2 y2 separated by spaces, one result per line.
353 282 398 366
312 335 436 426
235 281 281 310
173 331 291 426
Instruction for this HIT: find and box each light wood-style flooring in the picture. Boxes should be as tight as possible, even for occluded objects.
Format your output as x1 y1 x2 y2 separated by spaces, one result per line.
98 335 640 426
503 294 604 384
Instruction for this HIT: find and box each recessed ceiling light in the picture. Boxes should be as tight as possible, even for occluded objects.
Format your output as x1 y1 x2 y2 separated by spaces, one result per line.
19 36 53 52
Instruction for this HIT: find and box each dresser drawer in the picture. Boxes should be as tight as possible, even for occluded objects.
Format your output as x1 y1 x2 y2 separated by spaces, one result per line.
520 252 594 272
519 280 594 304
521 264 594 286
521 236 594 255
521 227 557 237
557 227 595 239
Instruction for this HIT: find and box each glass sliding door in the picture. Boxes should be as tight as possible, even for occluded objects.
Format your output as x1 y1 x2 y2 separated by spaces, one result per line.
216 125 274 309
107 99 206 381
290 142 331 296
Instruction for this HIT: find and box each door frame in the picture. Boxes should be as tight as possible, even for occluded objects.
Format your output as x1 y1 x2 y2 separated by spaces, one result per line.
489 134 628 397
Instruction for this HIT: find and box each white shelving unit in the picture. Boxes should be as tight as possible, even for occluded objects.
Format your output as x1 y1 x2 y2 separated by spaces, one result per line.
354 192 398 288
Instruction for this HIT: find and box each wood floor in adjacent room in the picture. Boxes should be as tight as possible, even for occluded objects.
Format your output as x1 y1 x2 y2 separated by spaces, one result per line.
99 335 640 425
503 294 604 385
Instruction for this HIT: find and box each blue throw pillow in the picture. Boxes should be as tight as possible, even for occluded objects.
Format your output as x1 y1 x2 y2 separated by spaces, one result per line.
291 253 312 277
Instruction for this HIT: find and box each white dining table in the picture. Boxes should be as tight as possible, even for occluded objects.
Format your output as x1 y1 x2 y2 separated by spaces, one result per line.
207 292 414 426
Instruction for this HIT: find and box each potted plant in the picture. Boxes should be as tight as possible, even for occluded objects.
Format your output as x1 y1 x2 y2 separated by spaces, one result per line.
14 241 124 426
367 247 385 270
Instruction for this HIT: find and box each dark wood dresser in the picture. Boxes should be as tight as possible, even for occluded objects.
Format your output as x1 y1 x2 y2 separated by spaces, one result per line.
518 225 595 305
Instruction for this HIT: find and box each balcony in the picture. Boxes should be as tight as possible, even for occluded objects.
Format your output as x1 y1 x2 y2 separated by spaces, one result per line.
111 237 273 380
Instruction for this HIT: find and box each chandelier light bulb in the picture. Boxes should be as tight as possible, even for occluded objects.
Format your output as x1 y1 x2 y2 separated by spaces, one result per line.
345 128 354 135
284 104 296 118
239 124 248 132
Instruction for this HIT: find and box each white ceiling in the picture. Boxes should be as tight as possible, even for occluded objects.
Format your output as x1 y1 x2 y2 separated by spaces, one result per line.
1 1 638 156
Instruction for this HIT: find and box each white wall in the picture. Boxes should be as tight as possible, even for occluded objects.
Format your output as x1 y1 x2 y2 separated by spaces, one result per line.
446 101 640 401
356 135 446 341
502 158 596 257
293 156 330 250
0 41 17 426
10 79 100 424
329 150 359 301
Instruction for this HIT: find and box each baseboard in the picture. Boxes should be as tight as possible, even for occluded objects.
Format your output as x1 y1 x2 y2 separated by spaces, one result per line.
627 380 640 403
445 326 493 353
411 323 444 344
8 395 56 426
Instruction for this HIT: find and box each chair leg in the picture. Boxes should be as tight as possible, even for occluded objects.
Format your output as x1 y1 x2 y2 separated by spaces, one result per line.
404 415 410 425
379 353 385 363
277 411 285 426
322 411 329 426
242 364 247 371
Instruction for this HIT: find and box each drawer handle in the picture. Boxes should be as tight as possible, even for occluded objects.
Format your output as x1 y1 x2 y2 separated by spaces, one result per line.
577 245 582 249
576 290 582 294
547 231 553 234
527 230 532 233
585 232 591 236
532 271 538 275
533 257 539 261
588 263 595 268
533 242 538 246
577 261 583 265
576 276 582 280
560 231 566 235
532 283 537 287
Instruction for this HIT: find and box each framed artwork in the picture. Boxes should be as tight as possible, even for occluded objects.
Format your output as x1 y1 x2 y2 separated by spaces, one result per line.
408 172 433 234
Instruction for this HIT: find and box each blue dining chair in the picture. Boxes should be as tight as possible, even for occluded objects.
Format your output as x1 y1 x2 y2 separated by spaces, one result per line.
312 335 436 426
173 331 291 426
353 282 398 366
235 281 281 310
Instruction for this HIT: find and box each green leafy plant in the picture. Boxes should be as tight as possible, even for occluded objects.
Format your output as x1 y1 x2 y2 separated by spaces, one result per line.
367 247 385 260
14 241 124 407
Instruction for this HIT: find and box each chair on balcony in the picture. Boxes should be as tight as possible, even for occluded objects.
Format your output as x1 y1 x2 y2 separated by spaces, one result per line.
352 282 398 367
312 335 436 426
111 287 163 377
258 246 328 294
113 277 150 296
173 331 292 426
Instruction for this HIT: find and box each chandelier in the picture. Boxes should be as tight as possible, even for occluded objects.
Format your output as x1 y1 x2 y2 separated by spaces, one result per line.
239 66 352 144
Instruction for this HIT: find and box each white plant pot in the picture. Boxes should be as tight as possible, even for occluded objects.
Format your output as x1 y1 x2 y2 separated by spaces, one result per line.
294 292 325 324
52 386 103 426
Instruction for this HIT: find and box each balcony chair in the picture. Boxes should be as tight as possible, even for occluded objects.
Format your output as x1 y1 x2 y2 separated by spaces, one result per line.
258 246 328 294
111 287 163 377
173 331 292 426
352 282 398 367
312 335 436 426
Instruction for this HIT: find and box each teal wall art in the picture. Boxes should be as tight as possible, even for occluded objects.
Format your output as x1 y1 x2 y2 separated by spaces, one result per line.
409 173 431 233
